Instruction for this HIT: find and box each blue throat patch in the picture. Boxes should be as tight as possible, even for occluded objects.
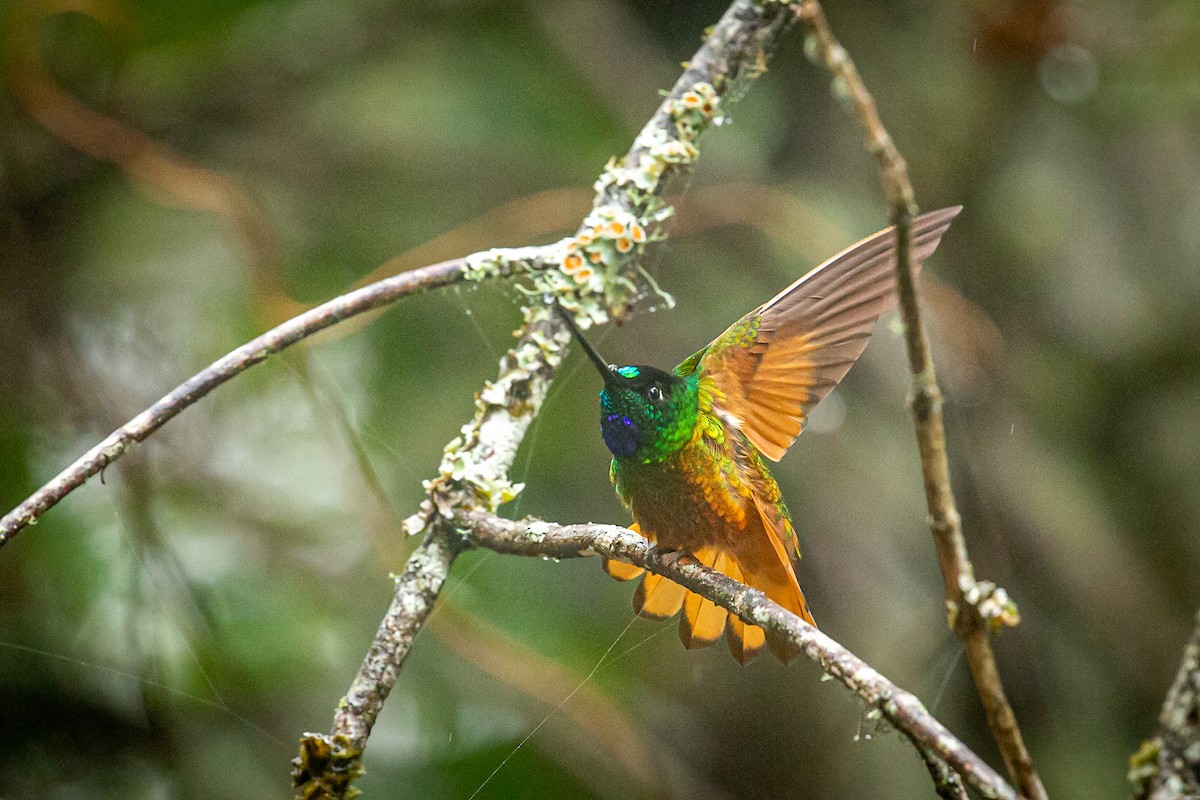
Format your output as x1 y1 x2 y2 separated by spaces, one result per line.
601 413 640 458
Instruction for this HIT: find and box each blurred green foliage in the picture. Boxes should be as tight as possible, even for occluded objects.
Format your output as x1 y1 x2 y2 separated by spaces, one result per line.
2 1 1198 798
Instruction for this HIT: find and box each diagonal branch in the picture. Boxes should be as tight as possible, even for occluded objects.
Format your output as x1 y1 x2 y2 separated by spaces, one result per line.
0 254 491 548
463 510 1020 800
795 2 1045 799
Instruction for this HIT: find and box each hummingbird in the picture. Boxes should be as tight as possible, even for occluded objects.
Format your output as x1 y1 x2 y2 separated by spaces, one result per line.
562 207 961 664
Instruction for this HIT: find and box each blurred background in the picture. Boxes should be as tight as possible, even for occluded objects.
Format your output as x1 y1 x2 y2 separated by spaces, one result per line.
2 0 1198 797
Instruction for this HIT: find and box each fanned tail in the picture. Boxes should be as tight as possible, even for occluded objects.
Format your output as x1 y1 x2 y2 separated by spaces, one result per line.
602 526 729 650
602 523 691 621
600 522 814 666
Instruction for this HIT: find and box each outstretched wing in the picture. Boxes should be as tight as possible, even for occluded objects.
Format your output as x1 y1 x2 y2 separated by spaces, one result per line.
683 206 960 461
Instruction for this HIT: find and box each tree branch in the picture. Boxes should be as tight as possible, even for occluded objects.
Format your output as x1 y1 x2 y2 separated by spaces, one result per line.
1131 608 1200 800
463 510 1020 800
0 255 501 548
293 2 801 796
916 745 971 800
795 3 1046 799
5 3 1024 798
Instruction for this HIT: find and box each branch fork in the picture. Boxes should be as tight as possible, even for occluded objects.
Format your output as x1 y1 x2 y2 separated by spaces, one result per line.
2 2 1050 799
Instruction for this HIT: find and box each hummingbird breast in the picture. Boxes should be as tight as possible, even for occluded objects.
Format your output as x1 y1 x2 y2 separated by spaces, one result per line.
612 424 760 553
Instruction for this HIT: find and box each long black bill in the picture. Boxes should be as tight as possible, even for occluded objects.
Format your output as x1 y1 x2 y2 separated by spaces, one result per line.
554 304 617 385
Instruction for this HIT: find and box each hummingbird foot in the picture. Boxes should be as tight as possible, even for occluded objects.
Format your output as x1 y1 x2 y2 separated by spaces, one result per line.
649 545 691 570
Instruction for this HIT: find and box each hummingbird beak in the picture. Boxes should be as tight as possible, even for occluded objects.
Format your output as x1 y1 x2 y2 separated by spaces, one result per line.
555 304 617 385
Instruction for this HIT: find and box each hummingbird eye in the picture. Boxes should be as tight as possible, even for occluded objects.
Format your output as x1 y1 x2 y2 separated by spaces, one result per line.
647 384 664 402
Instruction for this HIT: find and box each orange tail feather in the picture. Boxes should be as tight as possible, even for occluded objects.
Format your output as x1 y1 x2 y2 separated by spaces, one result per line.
599 521 813 665
679 548 728 649
729 524 815 665
635 572 687 620
721 557 765 664
727 615 767 665
602 523 647 581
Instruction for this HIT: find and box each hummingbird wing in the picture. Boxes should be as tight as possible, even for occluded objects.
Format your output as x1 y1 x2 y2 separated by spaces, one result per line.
683 206 961 462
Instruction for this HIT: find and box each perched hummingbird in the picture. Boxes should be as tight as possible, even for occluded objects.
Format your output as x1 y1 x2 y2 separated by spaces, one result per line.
563 207 960 664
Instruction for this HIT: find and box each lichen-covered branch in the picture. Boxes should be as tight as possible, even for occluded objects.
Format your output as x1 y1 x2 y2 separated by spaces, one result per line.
794 3 1044 799
293 306 568 798
462 510 1020 800
294 532 468 799
292 533 460 799
1130 609 1200 800
292 3 803 797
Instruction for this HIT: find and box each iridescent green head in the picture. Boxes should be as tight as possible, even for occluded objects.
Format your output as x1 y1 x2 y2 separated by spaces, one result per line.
559 311 697 463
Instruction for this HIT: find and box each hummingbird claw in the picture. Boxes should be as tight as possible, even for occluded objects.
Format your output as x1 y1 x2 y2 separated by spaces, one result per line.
650 546 690 569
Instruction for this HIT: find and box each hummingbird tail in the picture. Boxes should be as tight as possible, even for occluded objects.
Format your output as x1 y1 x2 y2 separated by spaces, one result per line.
601 523 689 619
601 522 648 581
679 548 730 650
600 521 816 665
728 536 815 665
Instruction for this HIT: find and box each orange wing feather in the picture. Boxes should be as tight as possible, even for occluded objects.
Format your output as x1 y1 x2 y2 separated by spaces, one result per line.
699 206 961 461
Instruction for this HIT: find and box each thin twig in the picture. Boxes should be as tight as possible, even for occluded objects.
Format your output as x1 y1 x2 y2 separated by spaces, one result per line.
795 3 1046 799
0 255 483 547
463 510 1020 800
1130 608 1200 800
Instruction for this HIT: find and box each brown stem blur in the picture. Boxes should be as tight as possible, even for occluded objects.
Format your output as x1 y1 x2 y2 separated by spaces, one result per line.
795 2 1046 799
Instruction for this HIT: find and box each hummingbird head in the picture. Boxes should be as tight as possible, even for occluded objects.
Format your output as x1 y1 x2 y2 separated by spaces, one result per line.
558 308 697 463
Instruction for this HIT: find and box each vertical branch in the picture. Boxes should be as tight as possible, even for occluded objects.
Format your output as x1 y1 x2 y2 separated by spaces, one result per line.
293 305 568 797
293 4 801 796
329 534 462 748
292 533 461 798
795 3 1046 800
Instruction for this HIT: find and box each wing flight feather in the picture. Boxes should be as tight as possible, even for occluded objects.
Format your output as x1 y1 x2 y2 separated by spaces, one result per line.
694 207 960 461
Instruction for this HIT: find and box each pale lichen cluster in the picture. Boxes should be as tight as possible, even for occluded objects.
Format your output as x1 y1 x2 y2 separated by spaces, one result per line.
596 81 720 197
404 83 727 535
552 206 666 326
550 80 723 322
403 306 569 537
950 576 1021 632
461 244 545 283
